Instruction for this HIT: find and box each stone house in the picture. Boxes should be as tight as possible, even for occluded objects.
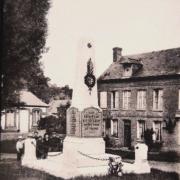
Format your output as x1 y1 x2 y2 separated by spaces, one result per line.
1 89 49 133
97 47 180 151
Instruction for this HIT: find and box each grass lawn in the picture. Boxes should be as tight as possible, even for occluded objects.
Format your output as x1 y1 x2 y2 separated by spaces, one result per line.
0 159 179 180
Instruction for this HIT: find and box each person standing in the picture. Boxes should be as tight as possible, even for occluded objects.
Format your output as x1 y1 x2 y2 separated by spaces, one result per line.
43 133 50 159
16 135 24 161
22 133 37 166
50 132 60 152
36 136 44 159
34 131 39 141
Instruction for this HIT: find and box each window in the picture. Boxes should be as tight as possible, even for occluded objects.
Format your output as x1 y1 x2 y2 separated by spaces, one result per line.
111 119 118 137
153 89 163 110
123 65 132 77
152 121 162 141
6 110 16 128
137 120 146 140
137 90 146 110
123 90 131 109
102 120 106 136
32 109 41 126
179 89 180 110
110 91 119 109
99 92 107 108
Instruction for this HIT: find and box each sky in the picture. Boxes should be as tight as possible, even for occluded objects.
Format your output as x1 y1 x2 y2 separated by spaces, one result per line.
42 0 180 87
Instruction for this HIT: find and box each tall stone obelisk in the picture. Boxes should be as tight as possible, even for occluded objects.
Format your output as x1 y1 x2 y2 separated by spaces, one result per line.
65 39 103 138
62 39 117 178
71 39 98 110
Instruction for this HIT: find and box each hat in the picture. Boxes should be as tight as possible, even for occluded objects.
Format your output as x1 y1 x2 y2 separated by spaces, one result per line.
18 135 23 139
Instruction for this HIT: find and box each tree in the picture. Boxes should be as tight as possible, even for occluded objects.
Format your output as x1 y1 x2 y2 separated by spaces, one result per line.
163 86 178 133
57 101 71 134
1 0 50 108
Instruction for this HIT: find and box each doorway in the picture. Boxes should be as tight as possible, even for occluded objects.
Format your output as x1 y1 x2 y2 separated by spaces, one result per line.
124 120 131 148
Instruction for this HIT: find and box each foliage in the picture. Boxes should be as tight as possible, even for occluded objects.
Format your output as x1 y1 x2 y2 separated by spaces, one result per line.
163 86 178 133
48 85 73 101
144 128 153 149
38 115 62 134
38 98 70 134
57 101 71 134
1 0 51 108
104 135 120 148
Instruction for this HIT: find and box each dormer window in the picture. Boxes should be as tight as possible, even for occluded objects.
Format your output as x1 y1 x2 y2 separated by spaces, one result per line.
123 64 133 77
120 57 142 78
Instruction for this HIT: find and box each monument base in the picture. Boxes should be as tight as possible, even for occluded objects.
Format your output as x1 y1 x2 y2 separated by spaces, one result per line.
61 136 120 178
122 160 151 174
22 136 120 179
22 138 151 178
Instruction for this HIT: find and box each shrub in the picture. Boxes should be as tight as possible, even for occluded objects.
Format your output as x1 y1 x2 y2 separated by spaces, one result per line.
38 115 65 134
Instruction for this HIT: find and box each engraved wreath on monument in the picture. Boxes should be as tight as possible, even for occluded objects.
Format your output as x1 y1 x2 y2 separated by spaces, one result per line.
84 43 96 94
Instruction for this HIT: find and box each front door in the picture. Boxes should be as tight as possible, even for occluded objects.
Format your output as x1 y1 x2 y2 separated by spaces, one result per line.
124 120 131 148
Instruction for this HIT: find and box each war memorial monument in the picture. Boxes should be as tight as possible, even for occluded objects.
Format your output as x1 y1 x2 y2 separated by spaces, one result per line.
21 40 150 179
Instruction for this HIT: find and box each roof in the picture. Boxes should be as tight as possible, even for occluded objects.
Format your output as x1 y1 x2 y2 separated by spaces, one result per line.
48 99 71 114
19 90 49 107
98 47 180 81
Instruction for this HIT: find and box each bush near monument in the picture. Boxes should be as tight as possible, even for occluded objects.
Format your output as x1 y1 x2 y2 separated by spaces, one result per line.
38 99 70 135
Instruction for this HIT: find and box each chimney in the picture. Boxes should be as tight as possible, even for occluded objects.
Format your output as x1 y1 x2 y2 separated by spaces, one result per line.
113 47 122 62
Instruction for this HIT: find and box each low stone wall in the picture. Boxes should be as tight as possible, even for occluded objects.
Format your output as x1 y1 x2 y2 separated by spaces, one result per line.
106 148 180 162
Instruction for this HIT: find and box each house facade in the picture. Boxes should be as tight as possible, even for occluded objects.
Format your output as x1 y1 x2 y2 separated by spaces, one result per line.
1 90 49 133
97 47 180 151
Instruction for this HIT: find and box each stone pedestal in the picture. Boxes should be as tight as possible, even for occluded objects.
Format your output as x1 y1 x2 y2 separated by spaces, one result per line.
134 142 150 173
122 142 150 174
61 106 120 178
61 136 118 178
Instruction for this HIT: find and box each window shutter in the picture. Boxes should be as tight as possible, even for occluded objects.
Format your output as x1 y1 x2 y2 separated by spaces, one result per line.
123 91 125 109
179 89 180 110
158 90 163 110
137 121 140 139
111 120 113 135
143 91 146 109
153 90 156 110
100 92 107 108
111 92 113 109
137 91 140 109
128 91 131 109
115 91 119 108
